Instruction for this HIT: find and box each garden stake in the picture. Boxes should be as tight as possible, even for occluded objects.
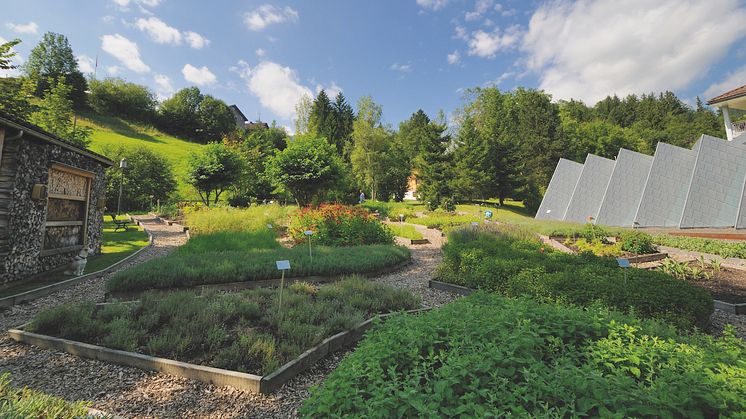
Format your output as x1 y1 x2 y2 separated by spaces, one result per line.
278 269 285 319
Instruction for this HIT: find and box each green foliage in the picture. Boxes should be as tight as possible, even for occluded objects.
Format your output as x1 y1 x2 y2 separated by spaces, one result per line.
0 373 92 418
360 200 420 220
227 125 288 205
389 223 423 240
184 204 291 235
157 87 235 143
413 110 453 207
269 136 342 206
186 142 244 205
196 96 236 142
29 76 91 147
100 145 177 211
0 76 37 119
308 89 355 155
0 38 21 70
570 238 622 257
657 258 712 281
301 294 746 417
22 32 88 107
288 204 394 246
619 231 657 254
652 235 746 259
437 226 712 329
88 78 156 122
31 278 419 375
407 212 480 229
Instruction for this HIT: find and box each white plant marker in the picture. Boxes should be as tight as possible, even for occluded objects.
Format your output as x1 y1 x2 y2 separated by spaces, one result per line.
276 260 291 317
304 230 314 264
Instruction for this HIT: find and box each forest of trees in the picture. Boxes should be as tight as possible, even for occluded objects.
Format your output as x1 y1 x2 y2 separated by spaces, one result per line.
0 34 728 211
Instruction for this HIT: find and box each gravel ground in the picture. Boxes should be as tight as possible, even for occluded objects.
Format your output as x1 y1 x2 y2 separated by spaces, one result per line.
0 219 457 418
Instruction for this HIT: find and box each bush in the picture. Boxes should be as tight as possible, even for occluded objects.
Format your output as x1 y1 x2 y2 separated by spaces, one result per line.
437 226 712 329
0 373 91 418
30 278 419 375
288 204 393 246
301 293 746 417
101 145 177 212
620 231 657 254
183 204 291 235
88 78 156 122
652 235 746 259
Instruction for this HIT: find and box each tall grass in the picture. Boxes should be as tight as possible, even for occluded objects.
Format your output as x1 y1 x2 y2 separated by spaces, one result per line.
0 373 91 418
32 277 420 375
184 204 294 235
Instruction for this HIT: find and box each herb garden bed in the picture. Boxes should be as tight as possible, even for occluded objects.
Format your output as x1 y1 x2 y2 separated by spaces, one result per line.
12 278 420 394
654 258 746 305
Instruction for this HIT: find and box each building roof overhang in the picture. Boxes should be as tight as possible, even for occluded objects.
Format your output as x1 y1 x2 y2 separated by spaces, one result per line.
707 83 746 110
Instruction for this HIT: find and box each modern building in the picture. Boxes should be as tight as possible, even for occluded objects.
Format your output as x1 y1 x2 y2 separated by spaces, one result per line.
0 112 113 284
536 83 746 229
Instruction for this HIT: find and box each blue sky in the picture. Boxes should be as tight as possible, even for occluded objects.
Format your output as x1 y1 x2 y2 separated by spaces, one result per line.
3 0 746 131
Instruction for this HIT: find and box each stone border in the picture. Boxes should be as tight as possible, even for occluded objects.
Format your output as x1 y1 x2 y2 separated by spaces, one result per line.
410 238 430 245
151 214 189 233
106 259 412 301
0 219 154 309
428 279 474 296
713 300 746 315
9 309 427 394
625 253 669 264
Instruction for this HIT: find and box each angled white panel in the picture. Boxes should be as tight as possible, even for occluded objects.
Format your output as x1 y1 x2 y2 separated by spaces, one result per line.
595 149 654 227
535 158 584 220
680 135 746 228
563 154 615 223
634 142 697 227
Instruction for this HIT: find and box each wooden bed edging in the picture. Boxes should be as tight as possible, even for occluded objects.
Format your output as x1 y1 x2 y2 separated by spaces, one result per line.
0 228 154 309
428 279 475 296
106 258 412 301
410 238 430 245
713 300 746 315
9 308 429 394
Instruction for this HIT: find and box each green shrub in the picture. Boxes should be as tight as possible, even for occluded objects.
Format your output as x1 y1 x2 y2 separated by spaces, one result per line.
652 235 746 259
437 226 712 329
184 204 292 235
620 231 657 254
30 277 420 376
0 373 91 418
300 294 746 417
288 204 393 246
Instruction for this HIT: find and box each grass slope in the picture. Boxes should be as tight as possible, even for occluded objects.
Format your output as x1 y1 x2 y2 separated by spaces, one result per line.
78 111 204 199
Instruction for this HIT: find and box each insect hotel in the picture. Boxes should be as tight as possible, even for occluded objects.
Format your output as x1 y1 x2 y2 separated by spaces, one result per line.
0 112 113 284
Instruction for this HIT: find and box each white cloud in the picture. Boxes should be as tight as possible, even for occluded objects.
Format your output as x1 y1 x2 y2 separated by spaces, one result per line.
391 63 412 73
416 0 449 11
447 50 460 65
6 21 38 34
523 0 746 104
101 15 115 23
139 0 161 6
136 17 181 44
244 4 299 31
182 64 216 85
467 26 520 58
77 55 96 74
107 65 121 76
112 0 130 7
235 60 314 120
256 48 266 57
153 73 174 99
465 0 493 21
704 64 746 101
113 0 160 8
488 71 515 86
454 25 468 41
184 31 209 49
101 34 150 74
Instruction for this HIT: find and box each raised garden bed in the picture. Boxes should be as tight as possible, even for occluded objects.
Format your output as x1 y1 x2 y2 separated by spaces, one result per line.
13 278 420 393
656 259 746 306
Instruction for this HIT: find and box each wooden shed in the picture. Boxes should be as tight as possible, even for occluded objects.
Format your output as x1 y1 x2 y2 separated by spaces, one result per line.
0 112 113 284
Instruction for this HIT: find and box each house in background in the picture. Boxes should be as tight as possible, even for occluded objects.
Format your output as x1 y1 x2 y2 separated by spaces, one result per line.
229 104 269 133
707 84 746 141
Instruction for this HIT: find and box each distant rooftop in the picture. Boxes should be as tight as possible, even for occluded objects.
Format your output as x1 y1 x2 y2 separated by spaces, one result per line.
707 83 746 106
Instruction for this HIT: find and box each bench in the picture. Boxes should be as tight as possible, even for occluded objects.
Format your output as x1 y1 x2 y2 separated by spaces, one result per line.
109 214 130 232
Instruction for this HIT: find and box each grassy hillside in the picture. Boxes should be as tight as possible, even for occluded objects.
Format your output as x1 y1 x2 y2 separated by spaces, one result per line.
78 111 204 199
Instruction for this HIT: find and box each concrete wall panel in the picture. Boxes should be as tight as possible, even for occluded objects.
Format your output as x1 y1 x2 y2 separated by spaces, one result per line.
680 135 746 228
634 142 697 227
563 154 615 223
595 149 654 227
535 158 583 220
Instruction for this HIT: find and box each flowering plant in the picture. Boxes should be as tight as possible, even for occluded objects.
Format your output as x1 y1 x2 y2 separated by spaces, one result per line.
288 204 393 246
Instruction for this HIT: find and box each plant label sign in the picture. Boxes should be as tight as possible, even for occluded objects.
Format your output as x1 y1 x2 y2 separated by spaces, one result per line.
616 258 630 268
304 230 314 236
484 210 493 219
276 260 291 270
267 224 273 229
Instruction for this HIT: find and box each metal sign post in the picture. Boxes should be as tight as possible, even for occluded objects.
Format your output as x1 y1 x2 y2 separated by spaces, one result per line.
399 214 404 236
304 230 314 264
276 260 291 317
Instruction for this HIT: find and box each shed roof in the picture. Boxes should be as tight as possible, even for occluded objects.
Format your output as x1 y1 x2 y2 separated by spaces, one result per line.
0 111 114 166
707 83 746 106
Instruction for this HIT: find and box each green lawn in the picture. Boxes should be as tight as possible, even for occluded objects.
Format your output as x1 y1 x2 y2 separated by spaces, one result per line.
79 111 204 199
0 216 150 298
389 223 424 240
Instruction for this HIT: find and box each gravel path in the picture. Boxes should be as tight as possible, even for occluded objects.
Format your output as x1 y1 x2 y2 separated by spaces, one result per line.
0 220 455 418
